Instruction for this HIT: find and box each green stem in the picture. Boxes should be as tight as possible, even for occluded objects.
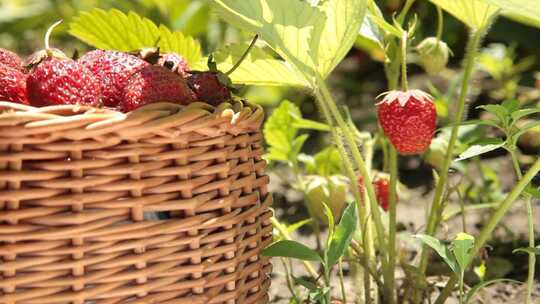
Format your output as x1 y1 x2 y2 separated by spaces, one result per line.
387 146 399 300
224 34 259 75
315 76 395 303
509 149 535 304
339 259 348 303
434 156 540 304
280 257 301 303
436 6 444 42
313 82 375 303
459 272 464 304
401 30 409 91
396 0 417 24
419 28 485 274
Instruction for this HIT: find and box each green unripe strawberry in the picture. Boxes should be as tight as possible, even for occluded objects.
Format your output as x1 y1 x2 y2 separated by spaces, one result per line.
416 37 450 75
425 136 448 170
305 175 348 225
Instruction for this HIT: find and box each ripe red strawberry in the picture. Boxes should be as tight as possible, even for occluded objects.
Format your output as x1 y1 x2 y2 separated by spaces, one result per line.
0 64 28 104
25 20 102 107
78 50 149 107
119 65 195 112
187 71 231 106
373 178 396 212
157 52 189 76
0 48 23 71
27 56 102 107
377 90 436 155
357 175 398 212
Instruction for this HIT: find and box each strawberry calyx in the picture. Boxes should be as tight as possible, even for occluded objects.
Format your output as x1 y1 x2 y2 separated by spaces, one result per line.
25 20 69 69
376 89 432 107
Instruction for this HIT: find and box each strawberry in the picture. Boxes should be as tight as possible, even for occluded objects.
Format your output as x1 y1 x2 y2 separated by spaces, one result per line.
187 71 231 106
157 52 189 76
27 57 102 107
357 175 398 212
0 64 28 104
26 20 102 107
119 65 195 112
377 90 437 155
78 50 149 107
0 48 23 71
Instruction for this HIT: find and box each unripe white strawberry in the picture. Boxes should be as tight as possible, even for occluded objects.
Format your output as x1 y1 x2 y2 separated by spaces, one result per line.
416 37 450 75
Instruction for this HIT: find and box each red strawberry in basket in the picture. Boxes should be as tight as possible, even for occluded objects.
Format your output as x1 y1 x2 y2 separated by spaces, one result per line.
377 89 436 155
26 21 102 107
78 50 149 107
0 64 28 104
187 71 232 106
187 35 259 106
119 65 195 112
0 48 24 71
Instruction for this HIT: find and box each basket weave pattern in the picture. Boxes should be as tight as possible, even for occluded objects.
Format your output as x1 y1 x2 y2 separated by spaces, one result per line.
0 101 272 304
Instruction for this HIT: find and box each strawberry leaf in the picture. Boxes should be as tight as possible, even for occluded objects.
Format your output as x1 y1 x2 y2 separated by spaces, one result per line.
68 8 203 67
479 0 540 28
214 44 308 87
429 0 500 30
212 0 366 82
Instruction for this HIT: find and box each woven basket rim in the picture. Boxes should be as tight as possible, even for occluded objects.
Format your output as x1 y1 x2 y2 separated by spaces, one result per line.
0 100 264 140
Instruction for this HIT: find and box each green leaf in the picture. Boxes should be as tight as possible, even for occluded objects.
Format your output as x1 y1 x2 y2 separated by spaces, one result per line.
454 142 505 162
292 118 331 132
326 203 357 269
465 278 520 303
286 218 313 235
69 9 203 66
452 232 475 272
429 0 500 29
293 276 318 291
479 0 540 28
291 134 309 159
501 100 519 113
263 100 301 163
525 185 540 199
214 44 308 87
477 104 507 122
511 108 540 122
414 234 458 273
514 121 540 140
513 246 540 255
262 240 322 262
212 0 367 80
305 147 342 176
322 202 335 246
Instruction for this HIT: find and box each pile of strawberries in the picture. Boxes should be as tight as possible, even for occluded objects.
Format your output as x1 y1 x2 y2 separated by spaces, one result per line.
0 38 231 113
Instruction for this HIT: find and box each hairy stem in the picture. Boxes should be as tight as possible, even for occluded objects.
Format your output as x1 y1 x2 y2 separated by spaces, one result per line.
419 28 485 273
436 6 444 42
313 83 375 303
387 146 399 301
315 77 394 303
401 30 409 91
339 259 348 303
434 156 540 304
509 149 535 304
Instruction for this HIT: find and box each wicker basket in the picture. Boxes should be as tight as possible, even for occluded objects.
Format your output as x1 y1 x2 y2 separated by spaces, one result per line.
0 100 273 304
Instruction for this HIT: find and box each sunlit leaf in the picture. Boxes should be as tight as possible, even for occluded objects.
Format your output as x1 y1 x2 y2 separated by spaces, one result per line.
429 0 500 29
69 8 203 66
455 142 505 162
480 0 540 28
452 232 475 272
214 44 308 87
212 0 367 81
263 100 301 163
